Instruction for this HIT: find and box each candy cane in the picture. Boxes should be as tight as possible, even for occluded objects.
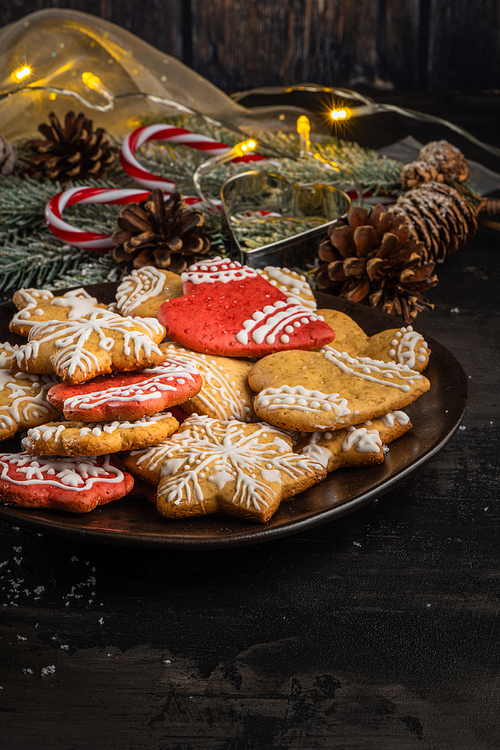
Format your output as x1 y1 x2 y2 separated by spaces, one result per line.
120 124 265 191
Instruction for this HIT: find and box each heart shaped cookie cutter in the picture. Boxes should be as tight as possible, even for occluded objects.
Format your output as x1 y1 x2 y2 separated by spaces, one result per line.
221 171 350 268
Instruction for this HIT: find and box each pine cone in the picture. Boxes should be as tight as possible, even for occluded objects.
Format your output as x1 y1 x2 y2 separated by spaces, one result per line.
316 204 437 323
400 160 444 190
26 111 116 184
418 140 470 183
0 134 17 175
389 182 478 263
112 190 210 272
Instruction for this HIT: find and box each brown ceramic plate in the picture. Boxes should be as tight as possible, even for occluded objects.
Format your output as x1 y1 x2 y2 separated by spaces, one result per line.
0 283 467 549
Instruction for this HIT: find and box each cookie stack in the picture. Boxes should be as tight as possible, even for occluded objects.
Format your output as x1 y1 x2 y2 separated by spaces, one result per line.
0 260 431 523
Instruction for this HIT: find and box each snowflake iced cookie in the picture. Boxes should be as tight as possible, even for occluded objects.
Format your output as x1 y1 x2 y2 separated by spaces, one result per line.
47 355 202 422
124 415 327 523
257 267 317 309
157 257 335 357
115 266 183 318
318 309 430 372
0 452 134 512
10 288 107 337
0 342 20 370
10 309 166 385
0 366 61 441
22 411 179 457
294 411 412 472
161 343 257 422
249 348 430 432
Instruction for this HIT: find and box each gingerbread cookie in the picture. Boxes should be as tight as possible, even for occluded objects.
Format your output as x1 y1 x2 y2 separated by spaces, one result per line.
249 348 430 432
115 267 183 318
318 309 430 372
0 452 134 512
0 342 20 370
47 355 202 422
10 288 107 337
22 411 179 457
161 343 257 422
11 309 166 385
294 411 412 472
0 367 60 441
158 257 334 357
257 267 317 309
125 415 326 522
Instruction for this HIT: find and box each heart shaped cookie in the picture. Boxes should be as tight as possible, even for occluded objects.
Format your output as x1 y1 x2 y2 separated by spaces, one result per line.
249 348 430 432
158 258 335 357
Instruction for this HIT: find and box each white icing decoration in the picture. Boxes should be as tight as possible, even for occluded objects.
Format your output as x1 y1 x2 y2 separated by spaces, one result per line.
389 327 428 369
322 347 423 392
259 267 317 309
181 257 258 286
163 345 253 421
25 412 174 443
255 385 350 416
0 342 19 370
380 410 410 427
236 298 323 346
342 426 382 453
116 267 171 316
156 416 322 511
13 310 165 382
61 357 199 411
0 369 58 433
0 453 124 490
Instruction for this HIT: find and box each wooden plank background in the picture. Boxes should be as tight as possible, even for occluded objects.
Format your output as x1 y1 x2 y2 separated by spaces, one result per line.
1 0 499 91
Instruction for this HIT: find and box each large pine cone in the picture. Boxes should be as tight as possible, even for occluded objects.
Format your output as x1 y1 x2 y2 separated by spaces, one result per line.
316 204 438 323
112 190 210 272
389 182 478 263
26 111 116 184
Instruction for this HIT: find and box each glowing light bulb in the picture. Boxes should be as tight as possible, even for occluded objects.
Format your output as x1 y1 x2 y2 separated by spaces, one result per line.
82 72 112 100
330 107 351 120
234 139 257 157
296 115 311 155
12 65 31 82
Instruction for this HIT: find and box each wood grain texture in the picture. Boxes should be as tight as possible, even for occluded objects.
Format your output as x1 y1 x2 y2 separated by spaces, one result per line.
1 0 499 90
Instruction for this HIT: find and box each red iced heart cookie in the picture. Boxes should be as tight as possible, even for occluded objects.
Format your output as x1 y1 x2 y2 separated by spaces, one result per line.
0 453 134 513
158 258 335 357
47 356 203 422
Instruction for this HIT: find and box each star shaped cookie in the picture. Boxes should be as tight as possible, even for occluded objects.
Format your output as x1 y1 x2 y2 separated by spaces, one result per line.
10 308 166 385
10 287 107 337
125 415 327 523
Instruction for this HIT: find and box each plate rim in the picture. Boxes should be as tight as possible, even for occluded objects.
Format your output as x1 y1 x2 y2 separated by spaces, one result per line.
0 284 468 549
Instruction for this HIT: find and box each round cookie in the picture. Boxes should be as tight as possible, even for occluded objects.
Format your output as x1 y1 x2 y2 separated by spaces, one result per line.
115 267 183 318
0 367 61 441
0 452 134 513
47 356 203 422
22 412 179 457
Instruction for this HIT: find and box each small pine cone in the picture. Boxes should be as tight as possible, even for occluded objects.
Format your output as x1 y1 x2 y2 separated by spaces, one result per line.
26 111 116 184
418 140 470 183
112 190 210 272
0 134 17 175
390 182 478 263
316 204 437 323
400 160 444 190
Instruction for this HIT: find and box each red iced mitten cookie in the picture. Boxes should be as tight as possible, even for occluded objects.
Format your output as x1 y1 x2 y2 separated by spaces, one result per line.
0 452 134 513
158 258 335 357
48 356 203 422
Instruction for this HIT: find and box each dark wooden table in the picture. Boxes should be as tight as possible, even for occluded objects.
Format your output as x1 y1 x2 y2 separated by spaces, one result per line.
1 100 499 750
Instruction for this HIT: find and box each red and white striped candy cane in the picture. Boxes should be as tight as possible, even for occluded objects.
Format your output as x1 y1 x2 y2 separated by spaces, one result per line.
120 123 265 191
45 186 156 250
